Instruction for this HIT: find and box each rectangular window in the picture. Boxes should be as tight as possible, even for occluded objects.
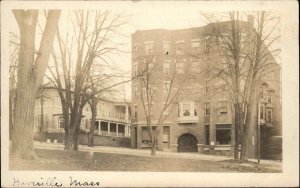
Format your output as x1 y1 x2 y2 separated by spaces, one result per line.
191 39 200 52
205 79 210 94
175 41 184 55
145 41 154 55
205 102 210 116
141 126 157 147
205 38 210 54
191 62 200 73
163 63 170 73
267 109 272 123
194 103 198 116
141 127 151 145
260 106 264 119
163 126 170 143
59 117 64 129
163 80 171 93
183 103 191 116
134 105 138 119
219 101 228 115
267 96 272 103
216 124 231 145
163 41 171 55
176 63 184 73
205 125 210 145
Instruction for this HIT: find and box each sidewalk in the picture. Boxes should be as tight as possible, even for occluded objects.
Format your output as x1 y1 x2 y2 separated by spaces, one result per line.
34 141 229 161
33 141 282 171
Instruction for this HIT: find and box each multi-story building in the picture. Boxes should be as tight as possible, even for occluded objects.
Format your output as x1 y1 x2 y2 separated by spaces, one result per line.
33 87 131 144
131 19 281 158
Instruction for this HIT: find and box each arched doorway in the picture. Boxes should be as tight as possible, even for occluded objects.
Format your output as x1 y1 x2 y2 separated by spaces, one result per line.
177 133 198 152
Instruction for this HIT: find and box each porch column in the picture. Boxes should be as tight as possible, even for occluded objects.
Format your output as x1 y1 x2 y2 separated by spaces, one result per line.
116 124 119 137
108 121 110 136
125 125 128 136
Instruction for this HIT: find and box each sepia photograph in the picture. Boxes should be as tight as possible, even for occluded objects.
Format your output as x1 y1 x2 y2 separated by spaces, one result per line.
1 0 299 187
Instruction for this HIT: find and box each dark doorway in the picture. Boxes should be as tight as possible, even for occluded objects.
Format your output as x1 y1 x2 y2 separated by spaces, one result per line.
177 133 198 152
134 127 138 149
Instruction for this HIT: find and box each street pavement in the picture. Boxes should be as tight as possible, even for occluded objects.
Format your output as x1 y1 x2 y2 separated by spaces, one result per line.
33 141 282 171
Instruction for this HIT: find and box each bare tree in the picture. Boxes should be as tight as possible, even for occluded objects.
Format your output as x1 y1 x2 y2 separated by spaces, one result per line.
11 10 61 159
202 11 280 161
48 10 130 150
240 11 280 160
136 54 192 156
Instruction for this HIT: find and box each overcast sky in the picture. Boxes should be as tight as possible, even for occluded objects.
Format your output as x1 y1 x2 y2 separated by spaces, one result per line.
5 1 282 101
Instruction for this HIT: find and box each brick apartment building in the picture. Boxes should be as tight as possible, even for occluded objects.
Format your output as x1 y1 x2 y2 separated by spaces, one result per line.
130 19 281 158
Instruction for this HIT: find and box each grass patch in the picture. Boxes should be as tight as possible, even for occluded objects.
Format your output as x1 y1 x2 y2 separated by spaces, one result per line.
9 149 279 172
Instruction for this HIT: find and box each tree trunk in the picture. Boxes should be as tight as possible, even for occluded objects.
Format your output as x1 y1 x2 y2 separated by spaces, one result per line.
73 118 82 151
88 99 97 147
234 103 240 159
11 10 61 159
241 94 255 161
12 81 37 159
151 133 157 156
73 103 84 151
9 88 16 140
238 102 244 160
11 10 38 159
63 111 72 150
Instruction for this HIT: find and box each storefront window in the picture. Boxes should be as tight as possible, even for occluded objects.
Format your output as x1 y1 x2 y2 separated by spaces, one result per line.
216 124 231 145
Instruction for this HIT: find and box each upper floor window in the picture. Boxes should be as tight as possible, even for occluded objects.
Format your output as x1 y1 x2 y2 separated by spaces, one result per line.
183 104 191 116
267 95 272 103
191 39 200 52
163 63 170 74
219 100 228 115
178 102 198 117
194 103 198 116
191 62 200 73
205 79 210 94
145 41 154 55
175 41 184 55
176 63 184 73
204 37 210 54
163 80 171 93
205 102 210 116
163 41 171 55
134 105 138 119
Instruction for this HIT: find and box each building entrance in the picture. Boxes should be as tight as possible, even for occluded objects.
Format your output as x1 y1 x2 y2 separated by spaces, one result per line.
177 133 198 152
